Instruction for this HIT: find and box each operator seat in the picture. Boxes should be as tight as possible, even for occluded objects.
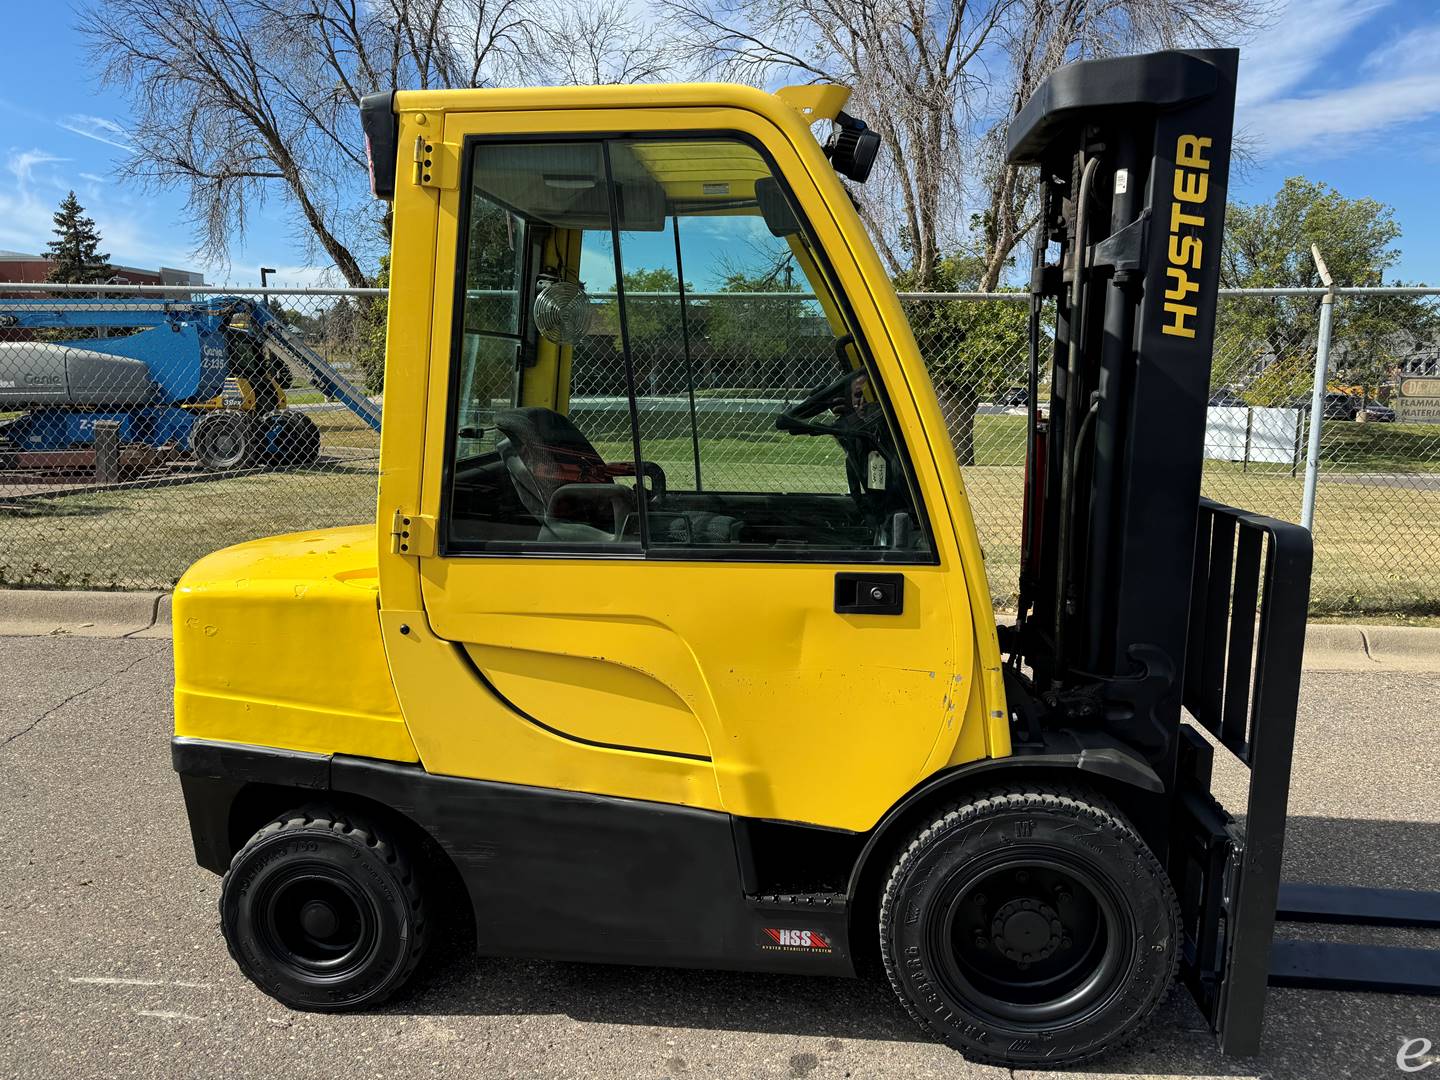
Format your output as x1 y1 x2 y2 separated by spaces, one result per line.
493 407 617 515
493 407 743 545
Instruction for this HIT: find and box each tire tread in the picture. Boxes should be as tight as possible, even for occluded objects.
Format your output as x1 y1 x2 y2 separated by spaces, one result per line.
219 804 428 1011
877 784 1180 1068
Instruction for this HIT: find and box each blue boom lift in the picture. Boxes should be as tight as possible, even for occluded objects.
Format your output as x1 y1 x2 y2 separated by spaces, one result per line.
0 296 381 473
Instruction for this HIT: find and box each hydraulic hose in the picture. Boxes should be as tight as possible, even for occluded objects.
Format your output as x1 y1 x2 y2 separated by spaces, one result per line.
1015 215 1047 639
1052 155 1100 688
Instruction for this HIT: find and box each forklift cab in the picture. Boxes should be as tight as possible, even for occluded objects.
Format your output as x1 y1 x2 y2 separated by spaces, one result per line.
369 85 1008 831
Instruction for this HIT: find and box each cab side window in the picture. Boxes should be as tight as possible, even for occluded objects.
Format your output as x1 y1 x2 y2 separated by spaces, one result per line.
443 136 931 560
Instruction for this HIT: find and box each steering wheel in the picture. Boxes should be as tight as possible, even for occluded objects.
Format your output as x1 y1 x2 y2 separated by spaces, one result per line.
777 366 874 437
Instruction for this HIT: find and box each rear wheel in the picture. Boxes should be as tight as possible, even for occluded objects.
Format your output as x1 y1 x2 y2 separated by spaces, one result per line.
260 410 321 468
220 806 428 1011
879 786 1178 1068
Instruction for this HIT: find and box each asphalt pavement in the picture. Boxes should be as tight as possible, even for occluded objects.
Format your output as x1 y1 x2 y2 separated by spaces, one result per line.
1 634 1438 1080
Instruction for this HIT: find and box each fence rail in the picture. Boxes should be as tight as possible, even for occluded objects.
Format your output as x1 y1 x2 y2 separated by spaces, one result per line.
1 281 1436 615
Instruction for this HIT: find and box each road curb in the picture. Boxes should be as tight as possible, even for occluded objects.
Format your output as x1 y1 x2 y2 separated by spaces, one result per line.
0 591 1436 671
1357 625 1440 670
130 593 172 639
1301 625 1370 671
0 590 165 638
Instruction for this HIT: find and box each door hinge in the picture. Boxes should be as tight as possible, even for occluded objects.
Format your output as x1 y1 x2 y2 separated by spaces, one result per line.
411 134 458 190
390 509 436 557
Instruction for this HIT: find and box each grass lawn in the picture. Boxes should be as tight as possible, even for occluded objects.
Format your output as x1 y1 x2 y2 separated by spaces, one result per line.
962 464 1440 615
3 404 1437 613
309 408 382 450
964 413 1440 472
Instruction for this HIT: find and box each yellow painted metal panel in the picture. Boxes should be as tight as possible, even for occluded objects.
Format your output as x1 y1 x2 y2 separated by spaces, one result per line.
381 609 726 810
466 641 713 759
173 525 417 762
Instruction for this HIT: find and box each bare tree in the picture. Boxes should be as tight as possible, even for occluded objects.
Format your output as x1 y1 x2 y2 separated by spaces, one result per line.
974 0 1271 289
82 0 629 285
663 0 1015 287
537 0 678 85
663 0 1269 290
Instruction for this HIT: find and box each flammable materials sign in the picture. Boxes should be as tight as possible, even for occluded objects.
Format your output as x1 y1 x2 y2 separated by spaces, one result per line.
1397 377 1440 423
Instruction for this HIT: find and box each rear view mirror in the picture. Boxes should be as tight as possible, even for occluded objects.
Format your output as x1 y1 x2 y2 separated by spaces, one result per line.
755 178 800 237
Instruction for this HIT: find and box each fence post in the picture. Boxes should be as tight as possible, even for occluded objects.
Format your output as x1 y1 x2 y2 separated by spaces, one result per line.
93 420 121 484
1300 249 1336 531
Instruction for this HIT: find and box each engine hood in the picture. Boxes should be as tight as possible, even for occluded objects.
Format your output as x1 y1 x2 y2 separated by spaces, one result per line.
173 524 417 762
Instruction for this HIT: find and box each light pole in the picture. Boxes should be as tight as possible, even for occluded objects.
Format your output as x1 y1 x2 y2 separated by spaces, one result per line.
260 266 277 311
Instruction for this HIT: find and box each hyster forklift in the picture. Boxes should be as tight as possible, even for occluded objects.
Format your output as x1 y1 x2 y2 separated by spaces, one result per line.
171 48 1440 1067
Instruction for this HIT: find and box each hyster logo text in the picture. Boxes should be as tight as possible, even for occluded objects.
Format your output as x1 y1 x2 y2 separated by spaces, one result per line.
1162 133 1213 340
762 927 831 951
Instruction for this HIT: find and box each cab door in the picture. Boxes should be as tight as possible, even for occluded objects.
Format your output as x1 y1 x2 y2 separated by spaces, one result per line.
380 98 996 832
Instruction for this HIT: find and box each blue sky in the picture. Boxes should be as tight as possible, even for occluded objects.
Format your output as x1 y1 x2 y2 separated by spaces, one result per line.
2 0 1440 286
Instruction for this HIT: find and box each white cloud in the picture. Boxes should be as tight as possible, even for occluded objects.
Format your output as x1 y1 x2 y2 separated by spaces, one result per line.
1361 22 1440 73
0 149 67 253
1238 2 1440 157
8 149 67 186
1237 0 1392 108
1246 71 1440 153
57 114 136 153
0 146 203 275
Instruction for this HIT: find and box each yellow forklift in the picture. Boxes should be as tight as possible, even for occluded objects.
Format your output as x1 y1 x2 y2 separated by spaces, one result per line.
171 48 1440 1066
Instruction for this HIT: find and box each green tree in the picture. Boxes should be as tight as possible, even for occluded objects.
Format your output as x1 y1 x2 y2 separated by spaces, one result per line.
706 268 816 393
584 267 687 397
1219 177 1438 407
901 251 1033 465
45 191 111 285
618 266 683 344
620 266 683 397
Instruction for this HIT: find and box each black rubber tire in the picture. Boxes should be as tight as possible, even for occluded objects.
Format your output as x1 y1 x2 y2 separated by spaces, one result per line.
878 786 1178 1069
220 806 428 1011
191 411 255 470
260 410 321 468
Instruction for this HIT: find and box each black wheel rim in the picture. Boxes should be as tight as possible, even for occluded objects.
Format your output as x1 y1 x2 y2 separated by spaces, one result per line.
196 417 247 468
253 864 379 980
926 849 1130 1027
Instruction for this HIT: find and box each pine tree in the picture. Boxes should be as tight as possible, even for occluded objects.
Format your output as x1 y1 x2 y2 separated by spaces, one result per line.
44 191 112 285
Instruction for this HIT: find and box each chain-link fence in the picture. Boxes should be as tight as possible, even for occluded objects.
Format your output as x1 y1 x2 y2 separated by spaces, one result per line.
0 285 382 589
1 281 1436 615
905 287 1440 614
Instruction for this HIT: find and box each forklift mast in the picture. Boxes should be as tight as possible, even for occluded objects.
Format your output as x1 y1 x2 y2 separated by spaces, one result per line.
1006 49 1440 1056
1007 48 1241 778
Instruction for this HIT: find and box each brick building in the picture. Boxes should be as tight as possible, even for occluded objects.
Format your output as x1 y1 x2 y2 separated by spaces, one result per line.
0 250 205 288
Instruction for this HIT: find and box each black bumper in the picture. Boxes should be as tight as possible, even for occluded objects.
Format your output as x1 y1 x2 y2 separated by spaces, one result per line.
172 737 331 873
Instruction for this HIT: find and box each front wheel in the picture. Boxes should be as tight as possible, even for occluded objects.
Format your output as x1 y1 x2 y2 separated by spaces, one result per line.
879 786 1178 1068
190 411 254 470
220 807 428 1011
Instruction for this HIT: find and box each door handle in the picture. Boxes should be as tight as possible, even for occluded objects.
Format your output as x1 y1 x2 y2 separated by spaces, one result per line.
834 572 904 615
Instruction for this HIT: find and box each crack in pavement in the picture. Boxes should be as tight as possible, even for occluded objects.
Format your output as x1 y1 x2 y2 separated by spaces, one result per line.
0 644 168 751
